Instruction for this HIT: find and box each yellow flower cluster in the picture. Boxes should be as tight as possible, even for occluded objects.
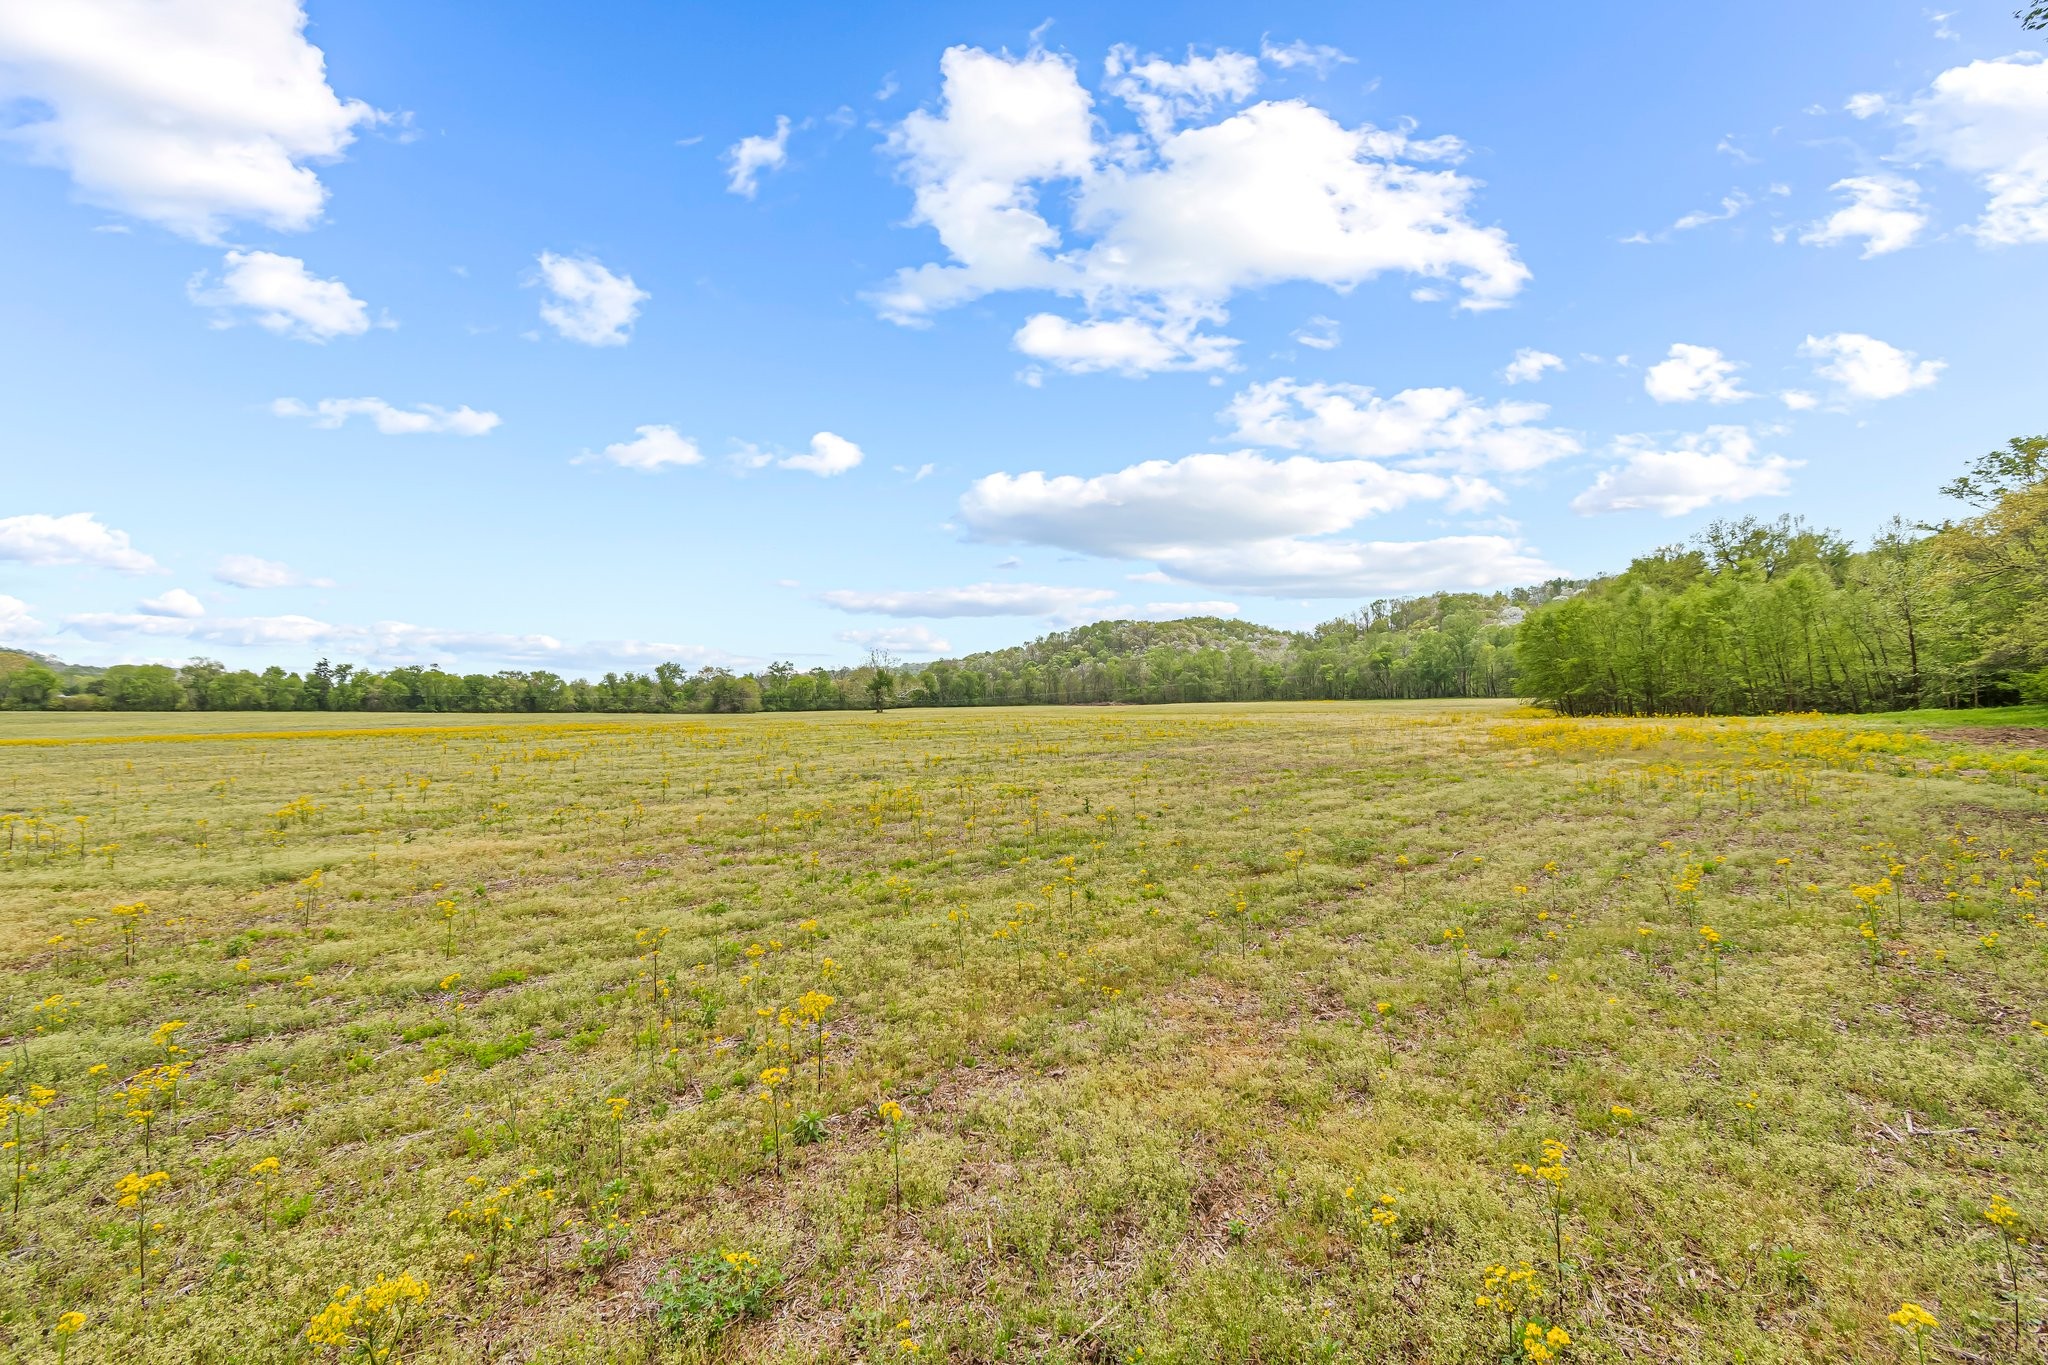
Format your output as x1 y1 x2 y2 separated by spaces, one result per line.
114 1170 167 1209
305 1272 430 1350
1516 1139 1569 1187
1477 1261 1537 1315
1522 1320 1571 1360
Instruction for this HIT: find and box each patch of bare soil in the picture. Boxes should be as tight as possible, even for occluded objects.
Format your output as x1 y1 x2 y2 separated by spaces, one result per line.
1921 726 2048 748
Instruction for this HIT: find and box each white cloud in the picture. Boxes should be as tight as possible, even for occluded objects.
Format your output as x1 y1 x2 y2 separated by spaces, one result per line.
0 511 159 573
534 252 647 346
1291 315 1341 350
137 587 205 618
1502 348 1564 384
59 610 739 669
819 582 1117 618
580 424 703 471
188 250 371 341
834 625 952 656
213 554 331 589
1013 312 1237 374
779 431 863 477
0 0 382 240
1139 600 1239 618
962 451 1448 558
725 115 790 197
1622 191 1750 244
869 45 1527 370
1643 343 1754 404
1780 389 1820 410
1258 37 1354 77
1892 54 2048 244
1671 192 1750 231
954 447 1551 595
0 594 45 638
1148 535 1557 596
1103 44 1260 142
272 397 500 436
1572 426 1797 517
1799 332 1944 399
1846 92 1889 119
1797 175 1927 257
873 46 1095 324
1715 135 1758 165
1223 378 1580 472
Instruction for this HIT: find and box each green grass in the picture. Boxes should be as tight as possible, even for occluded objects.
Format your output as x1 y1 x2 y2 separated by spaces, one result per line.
1867 703 2048 731
2 702 2046 1363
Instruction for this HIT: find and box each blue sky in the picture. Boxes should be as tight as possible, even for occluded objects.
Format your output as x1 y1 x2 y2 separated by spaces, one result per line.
2 1 2044 672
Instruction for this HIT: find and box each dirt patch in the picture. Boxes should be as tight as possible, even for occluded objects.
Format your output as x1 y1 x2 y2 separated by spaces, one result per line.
1920 726 2048 748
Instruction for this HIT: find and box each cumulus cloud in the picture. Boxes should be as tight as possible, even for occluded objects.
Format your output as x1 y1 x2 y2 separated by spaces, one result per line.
725 115 790 197
1799 332 1944 399
955 448 1552 595
1150 535 1557 596
1643 343 1755 404
1797 175 1927 257
1103 44 1261 142
0 594 45 638
534 252 647 346
1502 348 1564 384
869 45 1527 373
272 397 500 436
578 424 703 471
188 250 372 341
213 554 331 589
962 451 1447 556
1892 54 2048 245
1138 600 1239 618
834 625 953 656
779 432 864 477
137 588 205 618
1013 312 1237 374
1572 426 1797 517
0 0 383 240
0 512 160 573
819 582 1117 618
1223 378 1580 472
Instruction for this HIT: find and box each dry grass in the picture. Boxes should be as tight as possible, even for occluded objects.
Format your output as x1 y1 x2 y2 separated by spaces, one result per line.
1 701 2045 1363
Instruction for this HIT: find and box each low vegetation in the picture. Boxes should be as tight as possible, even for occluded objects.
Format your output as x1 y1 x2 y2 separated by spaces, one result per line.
2 701 2045 1361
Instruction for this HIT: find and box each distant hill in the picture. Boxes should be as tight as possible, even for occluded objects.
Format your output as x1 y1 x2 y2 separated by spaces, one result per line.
0 648 104 680
942 615 1301 673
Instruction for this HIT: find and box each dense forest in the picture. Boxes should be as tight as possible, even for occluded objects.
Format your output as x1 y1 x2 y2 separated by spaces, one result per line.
1517 436 2048 714
3 434 2042 718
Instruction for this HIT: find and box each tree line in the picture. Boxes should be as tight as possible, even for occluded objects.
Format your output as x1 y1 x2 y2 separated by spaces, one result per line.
3 434 2041 718
0 592 1556 716
1516 436 2048 715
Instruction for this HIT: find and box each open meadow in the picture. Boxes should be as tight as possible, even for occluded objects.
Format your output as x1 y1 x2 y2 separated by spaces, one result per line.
3 701 2047 1364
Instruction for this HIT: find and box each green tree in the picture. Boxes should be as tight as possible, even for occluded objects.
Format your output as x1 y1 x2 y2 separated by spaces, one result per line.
100 664 186 711
1 663 59 709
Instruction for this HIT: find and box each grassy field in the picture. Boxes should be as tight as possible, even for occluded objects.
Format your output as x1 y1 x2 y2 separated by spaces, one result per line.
3 701 2047 1364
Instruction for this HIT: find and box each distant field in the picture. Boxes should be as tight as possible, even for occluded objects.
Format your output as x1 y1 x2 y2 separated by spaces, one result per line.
3 702 2045 1363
